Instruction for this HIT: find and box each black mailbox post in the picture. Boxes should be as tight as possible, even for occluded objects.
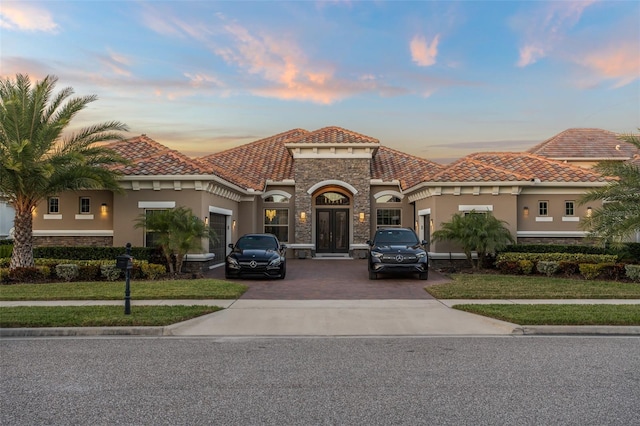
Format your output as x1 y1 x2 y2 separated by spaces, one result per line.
116 243 133 315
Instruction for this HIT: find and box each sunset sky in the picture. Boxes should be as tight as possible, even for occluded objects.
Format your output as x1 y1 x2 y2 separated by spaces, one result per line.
1 1 638 162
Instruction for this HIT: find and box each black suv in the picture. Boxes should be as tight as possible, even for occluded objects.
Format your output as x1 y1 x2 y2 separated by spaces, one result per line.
367 227 429 280
225 233 287 279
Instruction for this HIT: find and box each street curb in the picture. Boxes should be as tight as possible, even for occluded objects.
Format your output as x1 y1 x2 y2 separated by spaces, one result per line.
513 326 640 336
0 326 166 338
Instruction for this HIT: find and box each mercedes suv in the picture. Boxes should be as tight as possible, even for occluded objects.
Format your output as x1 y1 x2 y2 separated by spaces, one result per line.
367 227 429 280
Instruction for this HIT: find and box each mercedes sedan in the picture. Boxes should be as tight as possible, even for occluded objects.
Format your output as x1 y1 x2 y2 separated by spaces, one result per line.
367 227 429 280
225 233 287 279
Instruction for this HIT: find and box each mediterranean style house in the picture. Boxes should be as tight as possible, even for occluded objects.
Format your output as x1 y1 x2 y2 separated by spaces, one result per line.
16 127 639 265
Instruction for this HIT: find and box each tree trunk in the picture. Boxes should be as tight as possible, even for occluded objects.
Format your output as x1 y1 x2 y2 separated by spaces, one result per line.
10 206 35 269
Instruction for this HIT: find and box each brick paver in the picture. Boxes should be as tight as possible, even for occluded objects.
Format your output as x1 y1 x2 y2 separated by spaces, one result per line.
205 258 448 300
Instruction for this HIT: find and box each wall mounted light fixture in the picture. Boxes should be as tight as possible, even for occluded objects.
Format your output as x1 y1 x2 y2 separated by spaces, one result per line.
586 207 593 217
359 212 365 223
300 211 307 223
232 220 236 230
101 203 108 214
523 206 529 218
204 216 209 225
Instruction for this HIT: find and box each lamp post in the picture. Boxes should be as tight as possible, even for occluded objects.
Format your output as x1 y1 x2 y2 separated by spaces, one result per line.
116 242 133 315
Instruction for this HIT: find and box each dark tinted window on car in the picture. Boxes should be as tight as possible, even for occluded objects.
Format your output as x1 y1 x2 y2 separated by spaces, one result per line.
374 229 419 244
237 235 278 250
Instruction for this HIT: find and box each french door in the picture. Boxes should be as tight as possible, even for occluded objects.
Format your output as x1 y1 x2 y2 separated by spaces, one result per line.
316 209 349 253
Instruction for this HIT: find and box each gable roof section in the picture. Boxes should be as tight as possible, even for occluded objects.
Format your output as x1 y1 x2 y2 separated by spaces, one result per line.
527 128 638 160
290 126 379 145
372 146 445 189
198 128 308 190
107 135 209 175
437 152 610 183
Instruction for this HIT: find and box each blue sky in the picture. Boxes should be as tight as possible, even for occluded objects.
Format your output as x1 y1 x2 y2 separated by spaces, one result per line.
1 1 638 162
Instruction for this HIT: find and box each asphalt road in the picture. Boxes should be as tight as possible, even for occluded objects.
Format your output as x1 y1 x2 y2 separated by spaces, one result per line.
2 336 639 425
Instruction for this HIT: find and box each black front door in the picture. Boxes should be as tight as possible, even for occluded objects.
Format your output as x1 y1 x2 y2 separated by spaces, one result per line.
316 209 349 253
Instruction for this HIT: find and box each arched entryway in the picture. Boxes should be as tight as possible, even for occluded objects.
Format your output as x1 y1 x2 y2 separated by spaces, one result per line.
314 189 351 254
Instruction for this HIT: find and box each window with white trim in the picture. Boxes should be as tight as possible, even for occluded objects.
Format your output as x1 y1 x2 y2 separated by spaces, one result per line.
48 197 60 214
538 201 548 216
565 201 575 216
264 208 289 242
376 194 401 203
144 209 166 248
376 209 401 228
79 197 91 214
264 194 289 203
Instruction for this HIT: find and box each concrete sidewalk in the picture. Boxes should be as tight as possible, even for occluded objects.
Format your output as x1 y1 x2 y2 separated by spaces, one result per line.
2 299 640 337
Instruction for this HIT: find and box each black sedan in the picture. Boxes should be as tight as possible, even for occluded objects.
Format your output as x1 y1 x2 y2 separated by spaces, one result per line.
225 233 287 279
367 227 429 280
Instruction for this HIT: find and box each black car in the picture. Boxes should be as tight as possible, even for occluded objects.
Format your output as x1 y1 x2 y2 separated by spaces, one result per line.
225 233 287 279
367 227 429 280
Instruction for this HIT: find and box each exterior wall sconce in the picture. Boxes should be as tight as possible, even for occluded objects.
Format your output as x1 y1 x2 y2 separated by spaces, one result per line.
586 207 593 217
359 212 365 223
430 218 434 230
300 211 307 223
523 206 529 218
232 220 236 230
204 216 209 225
101 203 108 214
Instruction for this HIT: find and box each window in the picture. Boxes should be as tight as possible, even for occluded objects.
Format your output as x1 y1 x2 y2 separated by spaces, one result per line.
565 201 575 216
538 201 548 216
144 209 166 248
264 194 289 203
79 197 91 214
264 208 288 242
316 192 349 205
377 209 401 227
48 197 60 214
376 194 401 203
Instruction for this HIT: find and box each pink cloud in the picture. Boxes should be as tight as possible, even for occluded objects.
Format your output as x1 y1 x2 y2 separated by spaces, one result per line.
575 41 640 88
516 44 545 67
0 2 58 33
410 34 440 67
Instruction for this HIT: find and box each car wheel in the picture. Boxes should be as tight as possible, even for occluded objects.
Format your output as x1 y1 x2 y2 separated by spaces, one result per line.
419 271 428 280
279 264 286 279
369 270 377 280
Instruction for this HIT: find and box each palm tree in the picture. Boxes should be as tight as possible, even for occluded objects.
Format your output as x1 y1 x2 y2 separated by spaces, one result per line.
431 211 514 269
580 131 640 243
0 74 129 269
134 207 216 274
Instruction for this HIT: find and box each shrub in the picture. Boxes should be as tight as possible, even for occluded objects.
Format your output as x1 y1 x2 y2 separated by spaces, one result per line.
0 267 9 283
536 261 559 277
55 264 79 282
497 261 521 275
141 263 166 280
625 265 640 282
598 263 626 281
579 263 601 280
0 244 12 258
518 259 534 275
497 252 618 264
558 261 580 277
8 267 47 283
100 264 122 281
77 264 101 281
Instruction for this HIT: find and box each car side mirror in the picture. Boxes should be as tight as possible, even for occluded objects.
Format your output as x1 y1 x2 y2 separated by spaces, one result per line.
228 243 234 249
280 244 287 251
366 240 373 246
421 240 429 246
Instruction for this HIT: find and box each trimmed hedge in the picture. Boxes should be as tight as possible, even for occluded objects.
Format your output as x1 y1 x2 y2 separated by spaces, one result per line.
497 252 618 264
502 243 640 262
33 246 158 261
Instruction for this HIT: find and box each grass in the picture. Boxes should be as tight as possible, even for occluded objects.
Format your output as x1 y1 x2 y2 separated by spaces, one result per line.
0 279 248 301
455 304 640 326
0 305 222 328
425 273 640 299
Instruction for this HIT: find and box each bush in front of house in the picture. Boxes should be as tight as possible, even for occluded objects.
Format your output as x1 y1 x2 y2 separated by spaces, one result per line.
55 264 79 282
100 264 122 281
140 263 167 280
536 261 559 277
625 265 640 282
518 259 535 275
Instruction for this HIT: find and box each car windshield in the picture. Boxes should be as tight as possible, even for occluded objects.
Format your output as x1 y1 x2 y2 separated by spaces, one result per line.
236 235 278 250
374 229 419 245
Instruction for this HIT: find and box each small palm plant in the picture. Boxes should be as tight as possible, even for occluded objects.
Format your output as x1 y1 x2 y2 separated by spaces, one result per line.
431 211 514 269
134 207 216 274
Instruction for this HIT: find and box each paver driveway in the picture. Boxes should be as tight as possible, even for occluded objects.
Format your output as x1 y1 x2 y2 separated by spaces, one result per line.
205 258 446 300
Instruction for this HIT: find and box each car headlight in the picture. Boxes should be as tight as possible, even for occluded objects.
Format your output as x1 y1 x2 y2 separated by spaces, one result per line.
268 258 282 267
416 252 426 259
227 257 239 267
371 251 383 259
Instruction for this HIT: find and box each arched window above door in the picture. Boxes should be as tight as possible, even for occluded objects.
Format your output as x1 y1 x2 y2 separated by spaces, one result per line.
316 191 350 205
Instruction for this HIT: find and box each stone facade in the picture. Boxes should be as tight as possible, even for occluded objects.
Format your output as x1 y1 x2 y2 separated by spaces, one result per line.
34 236 113 247
293 157 371 246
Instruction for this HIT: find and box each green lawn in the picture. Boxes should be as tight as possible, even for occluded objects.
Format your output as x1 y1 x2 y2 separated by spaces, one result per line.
0 279 248 301
426 274 640 299
455 304 640 326
0 305 222 328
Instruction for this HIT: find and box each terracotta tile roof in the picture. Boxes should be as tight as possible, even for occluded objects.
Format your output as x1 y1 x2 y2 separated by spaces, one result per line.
106 135 210 175
372 146 445 189
198 129 308 190
291 126 379 144
527 128 639 159
434 152 610 183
